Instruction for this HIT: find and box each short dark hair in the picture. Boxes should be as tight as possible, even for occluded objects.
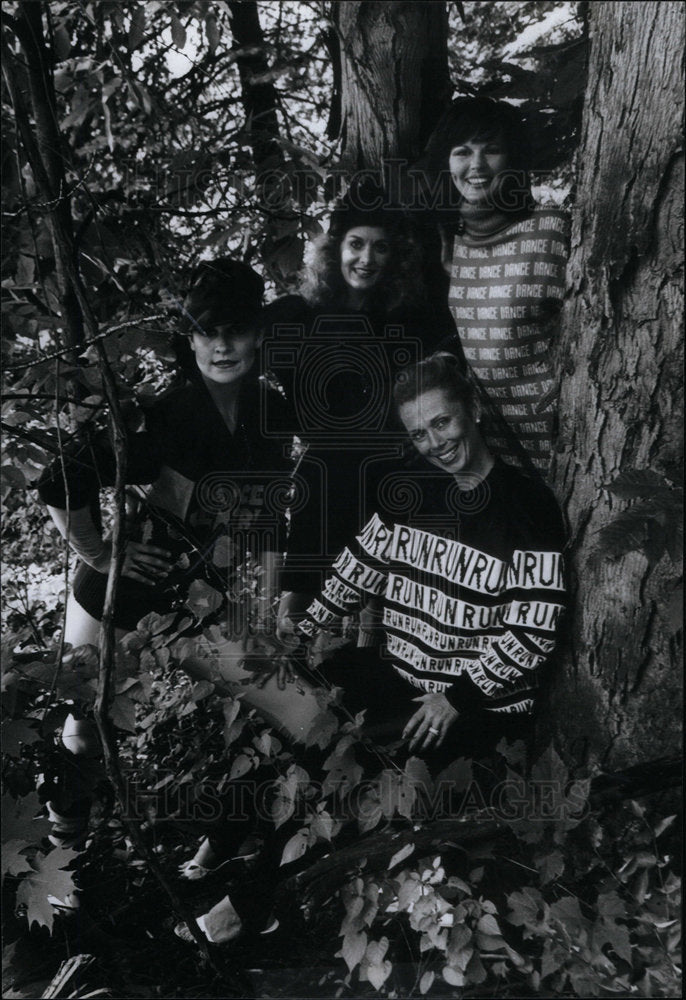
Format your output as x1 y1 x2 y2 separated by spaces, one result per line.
420 97 534 220
425 96 532 174
393 352 476 415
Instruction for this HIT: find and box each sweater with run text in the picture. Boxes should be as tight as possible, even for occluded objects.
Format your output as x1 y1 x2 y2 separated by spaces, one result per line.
300 460 566 716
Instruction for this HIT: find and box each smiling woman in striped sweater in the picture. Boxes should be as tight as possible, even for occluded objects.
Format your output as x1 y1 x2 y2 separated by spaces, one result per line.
300 352 567 760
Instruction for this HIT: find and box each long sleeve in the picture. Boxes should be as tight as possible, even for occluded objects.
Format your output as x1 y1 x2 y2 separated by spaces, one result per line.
444 546 565 715
36 427 162 510
298 512 392 637
444 486 566 715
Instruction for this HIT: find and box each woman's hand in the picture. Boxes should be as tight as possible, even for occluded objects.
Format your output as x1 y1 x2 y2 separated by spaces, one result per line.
275 591 314 647
121 541 174 585
402 693 459 752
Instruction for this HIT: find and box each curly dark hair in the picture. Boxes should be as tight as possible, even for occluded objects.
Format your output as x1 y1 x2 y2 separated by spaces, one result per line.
298 207 425 313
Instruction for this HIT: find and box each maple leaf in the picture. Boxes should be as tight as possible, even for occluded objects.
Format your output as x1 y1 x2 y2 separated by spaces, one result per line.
2 840 35 876
0 720 41 757
16 847 79 932
1 792 50 845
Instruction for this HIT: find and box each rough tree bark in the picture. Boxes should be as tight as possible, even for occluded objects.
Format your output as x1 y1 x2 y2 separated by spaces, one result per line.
551 1 684 768
332 0 451 168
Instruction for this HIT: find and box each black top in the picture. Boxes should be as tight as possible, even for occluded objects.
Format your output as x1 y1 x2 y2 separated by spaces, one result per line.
37 374 293 630
261 294 455 593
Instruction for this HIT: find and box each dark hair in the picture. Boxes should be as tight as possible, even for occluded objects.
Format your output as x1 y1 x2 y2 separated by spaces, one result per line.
299 178 424 311
180 258 264 334
171 257 264 376
421 97 534 219
393 352 476 415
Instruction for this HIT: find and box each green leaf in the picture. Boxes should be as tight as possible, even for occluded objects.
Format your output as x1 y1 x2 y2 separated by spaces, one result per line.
170 13 186 49
434 756 473 792
304 709 339 750
2 841 35 877
419 970 435 994
16 847 79 932
1 793 50 845
507 888 546 930
0 720 41 756
388 842 414 871
442 965 465 987
607 469 667 500
653 814 676 838
185 579 222 620
340 929 367 973
110 694 137 733
128 6 146 51
280 828 309 866
205 15 220 54
534 848 565 883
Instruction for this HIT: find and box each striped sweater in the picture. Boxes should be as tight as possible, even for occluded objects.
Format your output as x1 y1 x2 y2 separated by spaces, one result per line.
300 461 566 715
448 208 570 473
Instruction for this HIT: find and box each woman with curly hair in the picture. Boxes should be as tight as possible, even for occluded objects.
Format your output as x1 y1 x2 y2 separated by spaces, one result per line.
263 178 453 640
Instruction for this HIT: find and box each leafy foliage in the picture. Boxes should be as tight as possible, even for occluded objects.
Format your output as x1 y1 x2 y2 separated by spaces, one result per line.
596 468 683 569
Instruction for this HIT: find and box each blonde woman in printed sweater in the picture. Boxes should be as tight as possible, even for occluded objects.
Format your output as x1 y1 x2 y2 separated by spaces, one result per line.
422 97 570 476
300 353 567 765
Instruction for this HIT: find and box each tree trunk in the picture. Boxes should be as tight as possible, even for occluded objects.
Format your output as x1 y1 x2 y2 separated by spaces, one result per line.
551 2 684 768
332 1 451 169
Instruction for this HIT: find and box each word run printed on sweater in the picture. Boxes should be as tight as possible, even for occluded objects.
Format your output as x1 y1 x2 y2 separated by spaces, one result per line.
305 514 565 712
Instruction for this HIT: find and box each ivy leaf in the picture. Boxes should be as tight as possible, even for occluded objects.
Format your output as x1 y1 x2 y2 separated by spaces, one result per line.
366 958 392 991
434 756 473 792
388 842 414 871
442 965 465 987
16 847 79 932
304 709 339 750
465 951 487 984
549 895 586 934
534 848 565 883
339 929 367 973
419 970 435 994
357 786 382 834
322 744 363 798
653 814 676 838
507 888 547 931
404 757 433 797
495 737 527 769
310 810 335 842
229 754 253 780
185 579 222 620
1 793 50 845
595 504 654 561
477 913 502 937
280 828 309 866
